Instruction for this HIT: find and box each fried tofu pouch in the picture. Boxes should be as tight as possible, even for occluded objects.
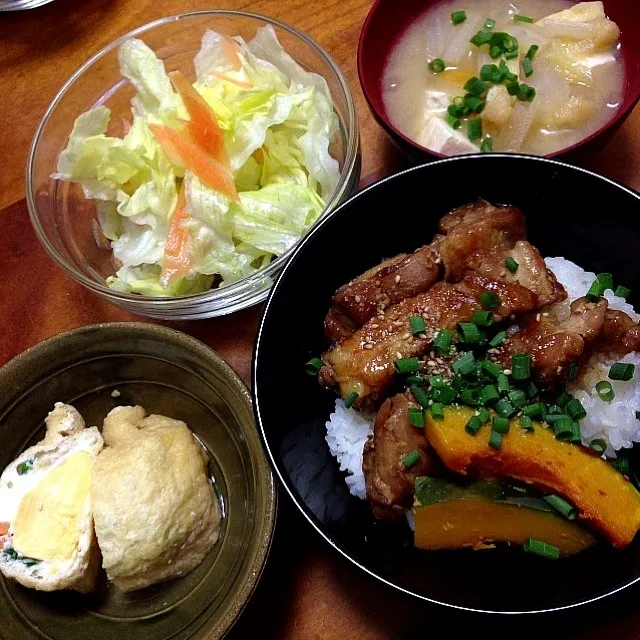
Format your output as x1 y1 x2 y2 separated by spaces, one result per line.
90 406 220 592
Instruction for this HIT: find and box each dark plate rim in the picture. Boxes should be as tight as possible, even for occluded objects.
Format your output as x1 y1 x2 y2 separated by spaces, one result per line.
252 153 640 615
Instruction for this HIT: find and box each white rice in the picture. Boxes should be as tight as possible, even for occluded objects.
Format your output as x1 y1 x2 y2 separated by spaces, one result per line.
325 257 640 497
325 400 373 498
545 257 640 457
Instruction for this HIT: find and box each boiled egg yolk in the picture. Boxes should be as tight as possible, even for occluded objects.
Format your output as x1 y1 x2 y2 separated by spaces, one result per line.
12 452 91 561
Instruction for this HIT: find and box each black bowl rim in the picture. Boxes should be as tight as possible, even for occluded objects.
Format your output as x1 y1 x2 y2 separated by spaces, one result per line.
253 153 640 615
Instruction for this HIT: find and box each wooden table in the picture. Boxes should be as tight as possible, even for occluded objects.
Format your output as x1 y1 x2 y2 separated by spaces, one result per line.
2 1 640 637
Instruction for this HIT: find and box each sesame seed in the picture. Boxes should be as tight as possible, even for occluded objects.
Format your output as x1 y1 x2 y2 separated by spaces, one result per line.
536 314 541 321
543 312 549 317
428 399 433 406
355 295 361 303
504 369 512 375
402 332 411 340
418 333 427 340
395 275 401 283
435 257 441 264
364 343 373 350
396 352 403 360
371 324 379 329
557 366 563 374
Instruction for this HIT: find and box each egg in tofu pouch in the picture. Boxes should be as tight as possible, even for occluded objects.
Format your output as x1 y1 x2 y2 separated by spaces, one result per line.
0 403 103 593
90 406 221 592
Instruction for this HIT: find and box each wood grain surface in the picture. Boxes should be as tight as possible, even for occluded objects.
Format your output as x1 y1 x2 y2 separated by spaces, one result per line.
2 1 640 638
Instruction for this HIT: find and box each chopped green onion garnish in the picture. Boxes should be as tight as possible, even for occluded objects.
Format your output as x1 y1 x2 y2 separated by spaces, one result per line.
480 292 501 309
597 272 614 292
429 374 445 389
465 414 483 435
481 360 502 377
480 63 497 81
520 415 534 432
431 402 445 420
434 329 453 355
463 77 489 97
596 380 615 402
448 103 464 118
556 391 572 408
470 31 494 47
609 362 635 381
484 18 496 29
434 384 457 404
481 137 493 153
429 58 446 73
504 257 519 273
479 384 500 405
566 398 587 421
458 322 482 344
489 331 507 348
408 406 425 428
464 93 485 113
451 10 467 24
344 392 359 408
446 114 462 129
508 389 527 408
460 388 480 406
545 413 569 425
478 407 490 423
525 44 539 60
472 310 493 327
612 456 630 476
590 438 607 454
506 81 520 96
513 14 534 23
489 44 502 58
453 95 465 107
517 83 536 102
522 57 534 77
16 461 33 475
523 402 544 418
492 416 510 434
527 381 538 398
452 351 476 375
497 372 510 393
409 315 427 336
489 430 503 449
504 49 519 59
553 417 578 442
543 494 576 520
394 357 420 374
305 358 324 375
467 118 482 142
411 384 431 408
586 279 604 301
402 449 421 468
568 363 578 382
511 353 531 380
524 538 560 560
495 399 516 418
615 285 631 299
407 374 426 385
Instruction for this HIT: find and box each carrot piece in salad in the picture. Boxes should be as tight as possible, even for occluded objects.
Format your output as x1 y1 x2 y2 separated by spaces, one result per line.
209 70 254 90
161 185 192 286
0 522 9 536
149 124 239 202
169 71 229 166
221 35 243 71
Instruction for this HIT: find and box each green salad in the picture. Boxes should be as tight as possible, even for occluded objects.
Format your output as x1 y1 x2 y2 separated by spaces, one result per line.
54 26 340 296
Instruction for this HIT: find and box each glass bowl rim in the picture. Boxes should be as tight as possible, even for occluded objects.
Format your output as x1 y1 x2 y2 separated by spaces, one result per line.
26 9 359 310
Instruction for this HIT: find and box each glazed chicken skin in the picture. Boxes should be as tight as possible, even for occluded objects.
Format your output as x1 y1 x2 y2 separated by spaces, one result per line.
499 297 608 387
362 393 437 519
320 271 538 406
325 246 441 343
436 200 527 281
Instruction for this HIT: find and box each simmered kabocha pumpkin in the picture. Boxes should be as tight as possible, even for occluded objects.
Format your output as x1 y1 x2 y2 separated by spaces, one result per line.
424 407 640 548
413 477 597 554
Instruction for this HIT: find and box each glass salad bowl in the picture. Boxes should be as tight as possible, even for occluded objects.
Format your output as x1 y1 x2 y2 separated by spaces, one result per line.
27 11 360 320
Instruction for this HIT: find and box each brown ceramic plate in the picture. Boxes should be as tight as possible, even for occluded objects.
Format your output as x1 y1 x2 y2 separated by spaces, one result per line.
0 323 276 640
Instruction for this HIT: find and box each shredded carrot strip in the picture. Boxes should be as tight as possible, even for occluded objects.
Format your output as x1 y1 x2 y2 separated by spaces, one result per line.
210 70 253 90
